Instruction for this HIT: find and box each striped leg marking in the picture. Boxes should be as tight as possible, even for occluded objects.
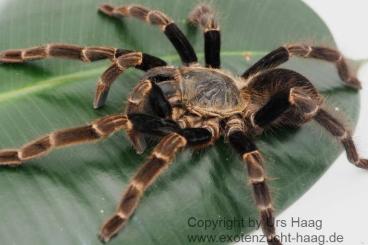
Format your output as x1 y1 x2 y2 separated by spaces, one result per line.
98 133 187 243
228 131 282 245
188 4 221 68
94 52 143 109
0 44 117 63
99 4 198 65
242 44 361 89
286 44 361 89
315 109 368 169
0 114 130 166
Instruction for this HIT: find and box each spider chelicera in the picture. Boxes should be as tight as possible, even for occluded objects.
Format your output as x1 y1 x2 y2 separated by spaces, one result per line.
0 3 365 244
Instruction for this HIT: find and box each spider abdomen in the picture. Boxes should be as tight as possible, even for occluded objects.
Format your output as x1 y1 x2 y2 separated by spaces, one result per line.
180 67 245 116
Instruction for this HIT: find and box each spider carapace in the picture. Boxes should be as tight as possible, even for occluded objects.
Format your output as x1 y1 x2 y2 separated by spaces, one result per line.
0 3 366 245
157 66 246 116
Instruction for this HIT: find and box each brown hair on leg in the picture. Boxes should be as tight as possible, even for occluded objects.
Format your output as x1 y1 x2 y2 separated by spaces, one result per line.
0 114 130 166
99 133 187 242
0 44 117 63
314 109 368 169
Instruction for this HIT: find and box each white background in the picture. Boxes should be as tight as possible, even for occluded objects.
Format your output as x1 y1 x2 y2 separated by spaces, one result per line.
242 1 368 244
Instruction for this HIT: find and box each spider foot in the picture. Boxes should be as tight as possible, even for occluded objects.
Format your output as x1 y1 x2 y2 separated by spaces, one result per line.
345 77 362 90
99 214 127 243
356 159 368 169
98 4 115 17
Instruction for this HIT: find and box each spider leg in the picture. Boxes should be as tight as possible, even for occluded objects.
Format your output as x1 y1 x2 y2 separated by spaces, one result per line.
246 69 367 169
0 44 168 109
188 4 221 68
226 122 282 245
242 44 361 89
99 4 198 65
0 44 117 63
0 44 166 67
94 52 167 109
99 128 213 242
246 69 321 131
94 52 143 108
314 109 368 169
0 112 186 166
0 114 129 166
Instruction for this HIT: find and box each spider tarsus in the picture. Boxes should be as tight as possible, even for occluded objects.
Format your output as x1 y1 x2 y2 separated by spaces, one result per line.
0 49 24 63
94 83 110 109
98 4 115 16
99 214 126 243
127 131 146 154
356 159 368 169
346 77 362 90
0 150 21 165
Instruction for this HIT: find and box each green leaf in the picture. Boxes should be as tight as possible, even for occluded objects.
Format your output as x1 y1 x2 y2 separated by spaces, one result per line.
0 0 359 244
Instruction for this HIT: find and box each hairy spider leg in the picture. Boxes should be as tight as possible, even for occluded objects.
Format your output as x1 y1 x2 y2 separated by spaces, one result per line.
99 126 213 242
0 44 167 108
0 114 130 165
247 69 367 170
99 4 198 65
0 113 185 166
188 4 221 68
315 109 368 169
242 45 361 89
0 44 118 63
0 44 166 68
94 51 168 109
227 126 282 245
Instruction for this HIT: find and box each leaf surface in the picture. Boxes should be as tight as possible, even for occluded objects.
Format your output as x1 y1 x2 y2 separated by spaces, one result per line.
0 0 359 244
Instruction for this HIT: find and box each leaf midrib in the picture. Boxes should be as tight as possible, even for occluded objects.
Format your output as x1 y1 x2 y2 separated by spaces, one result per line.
0 50 267 103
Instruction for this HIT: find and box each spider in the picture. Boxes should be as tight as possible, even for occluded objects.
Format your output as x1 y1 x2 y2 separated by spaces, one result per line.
0 3 366 245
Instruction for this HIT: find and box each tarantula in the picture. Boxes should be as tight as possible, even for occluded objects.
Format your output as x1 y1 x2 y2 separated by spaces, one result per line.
0 3 365 245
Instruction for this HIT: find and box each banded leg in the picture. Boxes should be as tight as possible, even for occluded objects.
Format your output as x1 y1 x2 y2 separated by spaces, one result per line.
99 4 198 65
99 127 213 242
188 4 221 68
228 130 282 245
94 50 173 109
93 50 166 108
0 44 117 63
0 44 167 67
94 52 143 108
242 45 361 89
314 109 368 169
0 114 129 166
